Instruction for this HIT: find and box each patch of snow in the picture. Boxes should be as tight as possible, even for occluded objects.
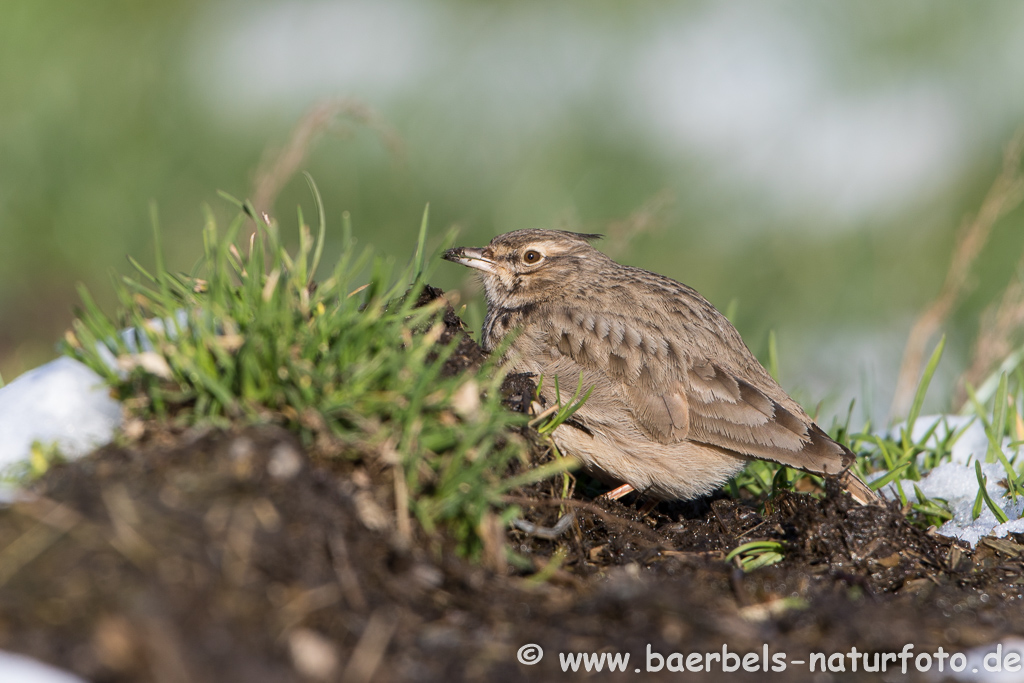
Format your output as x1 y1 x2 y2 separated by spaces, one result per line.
0 358 122 470
94 310 189 373
0 651 85 683
0 312 187 478
874 415 1024 547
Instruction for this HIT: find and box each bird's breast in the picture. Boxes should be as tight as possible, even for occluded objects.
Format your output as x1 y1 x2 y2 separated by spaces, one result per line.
482 304 538 352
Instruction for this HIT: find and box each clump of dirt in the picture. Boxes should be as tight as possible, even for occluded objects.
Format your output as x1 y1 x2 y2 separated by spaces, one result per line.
0 287 1022 682
414 284 488 378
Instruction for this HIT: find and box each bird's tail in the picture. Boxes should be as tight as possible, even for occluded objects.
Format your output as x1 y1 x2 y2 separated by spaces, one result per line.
839 469 880 505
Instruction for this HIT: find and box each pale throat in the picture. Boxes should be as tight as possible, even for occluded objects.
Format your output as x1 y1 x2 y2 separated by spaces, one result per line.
481 273 530 310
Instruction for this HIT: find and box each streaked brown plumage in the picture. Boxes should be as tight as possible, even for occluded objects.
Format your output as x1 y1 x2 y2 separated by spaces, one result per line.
443 229 876 504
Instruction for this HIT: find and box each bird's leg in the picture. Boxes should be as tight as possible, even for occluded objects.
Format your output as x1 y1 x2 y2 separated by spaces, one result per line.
600 483 635 500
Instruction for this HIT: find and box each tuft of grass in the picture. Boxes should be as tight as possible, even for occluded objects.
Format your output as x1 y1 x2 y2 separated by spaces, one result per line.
912 484 952 528
533 374 593 438
525 374 589 504
64 181 531 559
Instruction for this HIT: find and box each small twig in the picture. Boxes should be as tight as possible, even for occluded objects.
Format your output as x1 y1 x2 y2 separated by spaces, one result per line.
711 504 732 537
101 485 157 569
222 504 257 587
0 499 82 587
598 483 635 500
328 534 368 612
341 609 398 683
279 584 342 635
393 465 411 548
140 614 195 683
510 512 576 540
479 511 508 573
736 519 766 540
527 404 560 428
730 567 748 607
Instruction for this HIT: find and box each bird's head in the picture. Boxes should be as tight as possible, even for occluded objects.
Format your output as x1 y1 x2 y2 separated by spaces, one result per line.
443 229 603 309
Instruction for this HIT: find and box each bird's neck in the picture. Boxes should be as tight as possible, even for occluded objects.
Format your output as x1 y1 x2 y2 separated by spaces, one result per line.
482 302 539 352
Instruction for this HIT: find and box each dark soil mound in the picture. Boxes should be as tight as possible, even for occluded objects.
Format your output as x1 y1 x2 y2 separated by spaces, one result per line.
0 288 1022 682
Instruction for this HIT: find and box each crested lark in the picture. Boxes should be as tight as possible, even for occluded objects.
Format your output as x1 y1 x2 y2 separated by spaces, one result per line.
443 230 877 505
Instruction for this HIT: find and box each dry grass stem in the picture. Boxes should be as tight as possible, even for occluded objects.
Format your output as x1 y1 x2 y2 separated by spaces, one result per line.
0 499 82 587
340 609 398 683
392 464 412 547
140 615 196 683
251 98 404 217
603 189 675 258
329 533 368 612
891 129 1024 417
956 248 1024 407
279 584 342 634
101 484 157 568
478 510 507 573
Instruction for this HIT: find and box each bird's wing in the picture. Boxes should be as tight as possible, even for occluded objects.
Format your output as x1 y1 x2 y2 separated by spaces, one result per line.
681 359 853 475
544 307 853 477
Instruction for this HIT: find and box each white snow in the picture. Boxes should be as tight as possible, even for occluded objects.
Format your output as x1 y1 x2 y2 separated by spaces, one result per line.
93 310 189 373
0 312 186 475
897 414 992 466
0 651 85 683
876 415 1024 547
0 357 122 471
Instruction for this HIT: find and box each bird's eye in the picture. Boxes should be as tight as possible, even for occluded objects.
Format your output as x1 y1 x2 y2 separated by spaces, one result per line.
523 250 542 264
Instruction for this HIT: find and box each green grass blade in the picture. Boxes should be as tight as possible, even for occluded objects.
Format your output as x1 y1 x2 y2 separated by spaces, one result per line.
413 203 429 283
868 462 910 491
903 334 946 453
975 460 1009 524
126 255 156 283
342 211 354 252
767 329 780 383
967 345 1024 411
988 373 1009 464
303 172 327 284
743 552 784 571
150 202 164 279
723 298 739 323
216 190 246 211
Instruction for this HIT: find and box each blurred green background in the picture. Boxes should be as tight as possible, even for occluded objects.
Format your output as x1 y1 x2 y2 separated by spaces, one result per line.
3 0 1024 423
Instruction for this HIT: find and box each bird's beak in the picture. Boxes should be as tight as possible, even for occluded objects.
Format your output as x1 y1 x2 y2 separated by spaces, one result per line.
442 246 497 274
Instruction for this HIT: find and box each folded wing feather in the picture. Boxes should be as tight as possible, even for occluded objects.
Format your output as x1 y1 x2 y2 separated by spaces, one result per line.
545 308 853 477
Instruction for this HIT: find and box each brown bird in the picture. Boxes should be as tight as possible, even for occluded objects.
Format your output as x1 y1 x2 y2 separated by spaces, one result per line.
443 230 877 505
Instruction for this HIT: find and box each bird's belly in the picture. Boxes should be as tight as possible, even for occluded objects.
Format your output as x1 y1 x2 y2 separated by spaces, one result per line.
551 420 747 501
